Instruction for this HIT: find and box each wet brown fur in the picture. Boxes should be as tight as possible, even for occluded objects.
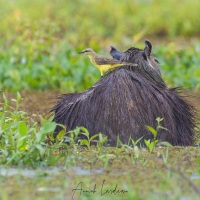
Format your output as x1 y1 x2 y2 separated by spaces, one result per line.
52 41 196 146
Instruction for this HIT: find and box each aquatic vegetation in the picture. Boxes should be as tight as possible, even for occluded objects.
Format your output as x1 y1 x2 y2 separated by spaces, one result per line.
0 93 67 167
0 1 200 92
0 1 199 199
0 93 199 199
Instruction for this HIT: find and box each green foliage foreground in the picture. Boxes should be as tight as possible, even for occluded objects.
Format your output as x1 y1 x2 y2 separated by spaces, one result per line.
0 93 199 167
0 94 200 200
0 93 169 167
0 93 64 166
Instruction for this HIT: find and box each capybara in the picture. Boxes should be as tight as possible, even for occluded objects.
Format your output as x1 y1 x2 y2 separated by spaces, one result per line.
52 40 195 146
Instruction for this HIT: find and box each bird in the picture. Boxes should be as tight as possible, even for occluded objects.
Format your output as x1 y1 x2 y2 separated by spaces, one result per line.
79 48 137 76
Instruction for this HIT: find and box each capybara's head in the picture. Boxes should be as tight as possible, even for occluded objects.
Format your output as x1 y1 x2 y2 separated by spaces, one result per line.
110 40 160 73
110 40 166 88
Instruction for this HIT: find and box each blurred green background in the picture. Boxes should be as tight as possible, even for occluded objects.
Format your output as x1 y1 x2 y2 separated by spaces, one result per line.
0 0 200 92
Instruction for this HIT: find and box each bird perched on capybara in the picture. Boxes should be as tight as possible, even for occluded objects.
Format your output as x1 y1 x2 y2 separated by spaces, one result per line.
78 48 137 76
52 40 196 146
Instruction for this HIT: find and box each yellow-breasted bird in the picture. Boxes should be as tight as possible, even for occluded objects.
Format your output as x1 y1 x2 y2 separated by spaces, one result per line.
79 48 137 76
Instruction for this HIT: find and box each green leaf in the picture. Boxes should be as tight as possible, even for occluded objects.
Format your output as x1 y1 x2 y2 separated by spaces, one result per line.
134 146 140 159
156 117 163 123
17 136 28 150
57 129 66 140
2 93 8 102
78 127 90 139
2 93 9 109
80 127 89 137
79 139 89 148
42 121 57 134
146 126 157 138
90 134 100 142
18 122 28 137
98 133 107 143
36 121 56 143
144 139 150 147
159 141 173 147
35 144 45 156
131 136 144 146
16 92 22 103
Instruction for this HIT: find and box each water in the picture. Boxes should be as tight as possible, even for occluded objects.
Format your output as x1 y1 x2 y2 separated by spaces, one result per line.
0 166 104 178
190 174 200 180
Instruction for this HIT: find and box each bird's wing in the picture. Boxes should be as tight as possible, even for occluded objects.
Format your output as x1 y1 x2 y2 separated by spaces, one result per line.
95 56 122 65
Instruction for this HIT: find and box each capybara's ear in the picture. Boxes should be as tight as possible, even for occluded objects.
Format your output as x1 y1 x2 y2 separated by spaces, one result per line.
144 40 152 57
110 46 124 60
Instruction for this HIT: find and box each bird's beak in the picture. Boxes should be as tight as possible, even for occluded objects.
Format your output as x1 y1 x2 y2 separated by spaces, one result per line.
78 50 85 54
